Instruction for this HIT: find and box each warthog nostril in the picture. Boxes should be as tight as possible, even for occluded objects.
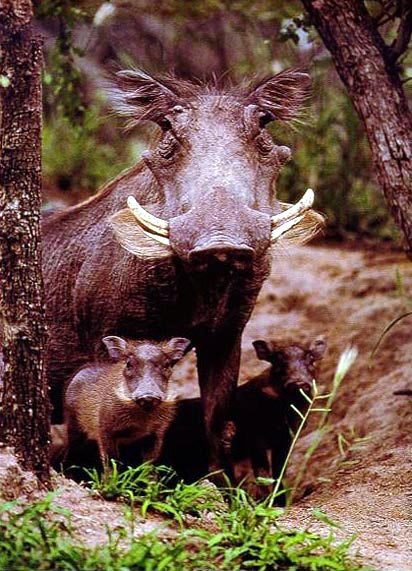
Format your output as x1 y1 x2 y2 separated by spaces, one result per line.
189 243 254 270
136 396 161 411
215 252 228 263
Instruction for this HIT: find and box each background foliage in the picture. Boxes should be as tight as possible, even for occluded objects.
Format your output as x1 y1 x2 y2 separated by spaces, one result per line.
36 0 412 240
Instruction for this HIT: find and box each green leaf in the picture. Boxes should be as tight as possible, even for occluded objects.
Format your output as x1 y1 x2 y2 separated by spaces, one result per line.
370 311 412 361
255 477 275 488
312 508 342 529
43 72 53 85
290 404 305 419
311 407 332 413
0 75 10 88
299 387 314 403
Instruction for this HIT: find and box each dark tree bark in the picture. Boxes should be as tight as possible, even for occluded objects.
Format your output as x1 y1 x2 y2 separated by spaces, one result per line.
0 0 50 485
301 0 412 255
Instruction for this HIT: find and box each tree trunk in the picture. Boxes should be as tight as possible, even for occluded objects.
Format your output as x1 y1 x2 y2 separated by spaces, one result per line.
0 0 50 485
301 0 412 255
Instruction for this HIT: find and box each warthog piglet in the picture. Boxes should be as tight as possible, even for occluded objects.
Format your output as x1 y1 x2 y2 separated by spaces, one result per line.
234 338 327 497
160 338 326 499
63 336 190 467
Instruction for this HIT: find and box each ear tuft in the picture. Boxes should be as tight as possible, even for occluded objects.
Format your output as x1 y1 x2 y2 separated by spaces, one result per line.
110 208 173 260
247 69 311 122
102 336 128 361
106 69 178 127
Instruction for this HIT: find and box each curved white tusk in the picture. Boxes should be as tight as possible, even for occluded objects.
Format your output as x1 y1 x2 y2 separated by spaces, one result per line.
271 188 314 229
271 214 304 242
139 227 171 246
127 196 169 237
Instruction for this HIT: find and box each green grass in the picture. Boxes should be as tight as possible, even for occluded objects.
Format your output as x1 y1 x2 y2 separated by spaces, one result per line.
0 347 371 570
85 461 225 525
0 481 374 571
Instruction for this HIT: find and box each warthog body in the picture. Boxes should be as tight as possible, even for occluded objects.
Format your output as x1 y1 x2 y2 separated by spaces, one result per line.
160 339 326 498
42 69 322 474
63 336 189 465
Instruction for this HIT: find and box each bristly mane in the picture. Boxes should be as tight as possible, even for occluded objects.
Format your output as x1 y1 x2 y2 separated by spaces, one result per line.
106 68 311 128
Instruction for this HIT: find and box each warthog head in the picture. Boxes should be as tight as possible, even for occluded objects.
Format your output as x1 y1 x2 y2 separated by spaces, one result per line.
253 338 327 399
103 336 190 411
110 70 323 270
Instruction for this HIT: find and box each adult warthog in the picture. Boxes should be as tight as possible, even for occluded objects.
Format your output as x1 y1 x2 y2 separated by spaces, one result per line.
42 69 323 475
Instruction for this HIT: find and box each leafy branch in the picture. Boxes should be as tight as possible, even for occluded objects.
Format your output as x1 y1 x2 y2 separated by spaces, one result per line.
35 0 89 126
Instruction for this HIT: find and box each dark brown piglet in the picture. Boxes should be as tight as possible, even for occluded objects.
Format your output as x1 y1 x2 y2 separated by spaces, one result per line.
234 338 326 498
63 336 190 467
159 338 326 499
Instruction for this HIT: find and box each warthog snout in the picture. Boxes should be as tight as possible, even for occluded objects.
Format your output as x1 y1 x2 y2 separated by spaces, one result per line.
188 242 254 271
284 379 312 396
135 394 162 411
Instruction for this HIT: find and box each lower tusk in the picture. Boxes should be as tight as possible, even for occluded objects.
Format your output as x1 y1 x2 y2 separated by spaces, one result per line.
271 214 304 242
127 196 170 237
139 227 171 246
271 188 314 229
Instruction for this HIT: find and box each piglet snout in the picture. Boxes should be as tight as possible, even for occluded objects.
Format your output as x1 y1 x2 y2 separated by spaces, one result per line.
135 395 162 411
285 380 312 396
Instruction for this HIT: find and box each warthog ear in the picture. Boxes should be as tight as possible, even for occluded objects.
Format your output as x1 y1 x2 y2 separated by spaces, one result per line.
110 208 173 260
107 70 178 126
103 336 128 361
309 339 327 361
247 69 311 122
252 340 272 362
164 338 191 364
107 70 199 128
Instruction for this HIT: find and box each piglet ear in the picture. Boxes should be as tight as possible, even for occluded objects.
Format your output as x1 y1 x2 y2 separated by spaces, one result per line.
252 340 273 362
102 336 128 361
164 338 191 364
247 69 311 122
309 339 327 361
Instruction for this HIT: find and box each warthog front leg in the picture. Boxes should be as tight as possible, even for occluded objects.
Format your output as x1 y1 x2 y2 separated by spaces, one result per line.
196 332 241 482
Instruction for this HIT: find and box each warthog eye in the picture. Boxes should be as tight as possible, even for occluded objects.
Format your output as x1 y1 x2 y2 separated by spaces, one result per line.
159 117 172 131
259 111 274 128
125 359 132 370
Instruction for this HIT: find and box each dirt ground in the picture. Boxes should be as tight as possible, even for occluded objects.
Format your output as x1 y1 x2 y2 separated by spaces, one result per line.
247 243 412 571
1 242 411 570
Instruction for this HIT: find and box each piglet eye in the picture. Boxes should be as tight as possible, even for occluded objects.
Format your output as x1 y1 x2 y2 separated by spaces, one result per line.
125 359 132 370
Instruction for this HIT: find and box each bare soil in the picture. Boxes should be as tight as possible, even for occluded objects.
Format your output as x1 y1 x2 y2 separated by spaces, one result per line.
1 243 411 570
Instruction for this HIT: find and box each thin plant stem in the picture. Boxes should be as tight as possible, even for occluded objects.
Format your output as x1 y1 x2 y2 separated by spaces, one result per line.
268 381 319 508
266 346 358 509
287 347 358 506
370 311 412 362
